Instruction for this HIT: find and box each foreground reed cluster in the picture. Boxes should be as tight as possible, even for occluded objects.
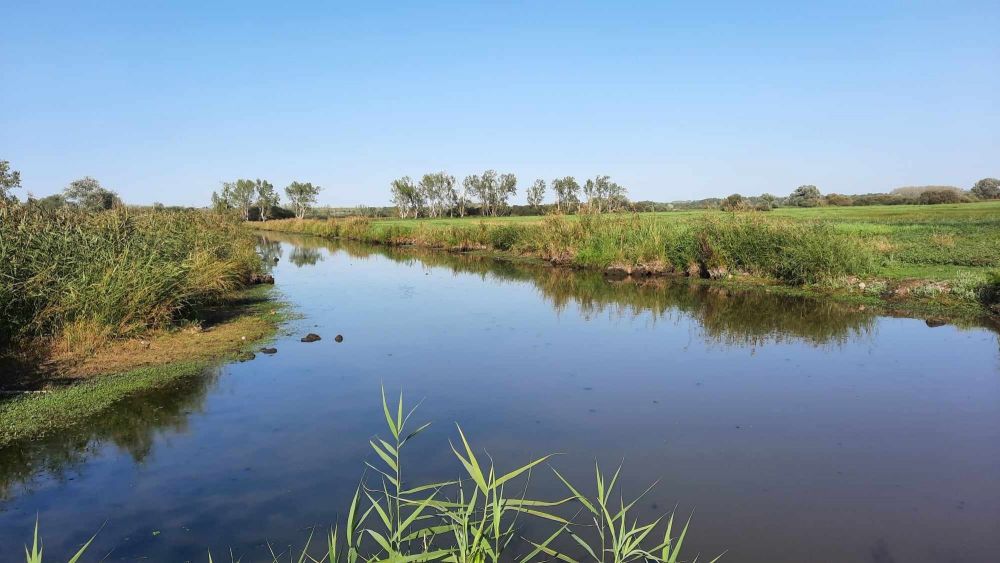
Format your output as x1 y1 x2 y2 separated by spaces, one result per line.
0 205 262 352
259 213 877 285
26 389 718 562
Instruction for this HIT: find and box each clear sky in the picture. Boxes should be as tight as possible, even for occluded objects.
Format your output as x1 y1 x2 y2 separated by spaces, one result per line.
2 1 998 207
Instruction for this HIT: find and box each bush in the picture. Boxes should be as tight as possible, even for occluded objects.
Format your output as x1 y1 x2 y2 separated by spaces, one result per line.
487 223 523 250
918 189 965 205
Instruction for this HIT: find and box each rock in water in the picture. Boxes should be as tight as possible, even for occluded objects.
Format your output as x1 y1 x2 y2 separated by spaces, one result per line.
334 334 344 343
301 333 322 343
259 347 278 354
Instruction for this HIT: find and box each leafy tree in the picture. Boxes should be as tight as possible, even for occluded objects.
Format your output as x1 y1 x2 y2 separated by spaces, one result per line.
551 176 580 212
31 193 67 212
254 179 279 221
919 189 964 204
390 176 423 218
210 188 232 214
526 179 546 210
418 172 457 217
757 193 778 210
583 175 628 213
971 177 1000 200
284 181 322 219
226 179 257 221
64 177 122 211
0 159 22 203
464 170 517 216
787 184 822 207
454 178 470 217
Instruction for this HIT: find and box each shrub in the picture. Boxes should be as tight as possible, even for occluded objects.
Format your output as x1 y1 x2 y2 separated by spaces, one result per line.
487 223 523 250
918 189 965 205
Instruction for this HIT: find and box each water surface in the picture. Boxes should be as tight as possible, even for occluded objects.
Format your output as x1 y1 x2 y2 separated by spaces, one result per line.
1 234 998 562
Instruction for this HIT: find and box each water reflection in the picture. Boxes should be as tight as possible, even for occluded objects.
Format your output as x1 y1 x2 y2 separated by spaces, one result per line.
0 368 219 500
260 233 876 348
289 246 324 267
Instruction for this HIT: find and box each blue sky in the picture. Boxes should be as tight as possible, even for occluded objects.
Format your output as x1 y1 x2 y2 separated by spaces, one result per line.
2 1 998 206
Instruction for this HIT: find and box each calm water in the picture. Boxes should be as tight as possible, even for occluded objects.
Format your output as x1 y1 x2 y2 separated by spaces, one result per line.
1 233 998 562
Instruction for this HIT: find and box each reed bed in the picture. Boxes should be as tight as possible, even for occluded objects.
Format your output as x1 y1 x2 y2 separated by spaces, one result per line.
258 213 878 285
0 205 262 352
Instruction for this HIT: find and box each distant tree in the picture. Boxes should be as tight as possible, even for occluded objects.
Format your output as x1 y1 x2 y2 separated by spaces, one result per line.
787 185 822 207
454 177 470 217
583 175 628 213
32 193 67 212
971 177 1000 200
211 186 232 214
824 193 854 206
758 193 778 210
64 177 122 211
419 172 457 217
0 159 22 203
254 179 279 221
720 193 748 211
461 174 480 216
284 181 322 219
918 189 964 205
390 176 423 218
551 176 580 212
526 179 546 210
466 170 517 217
226 179 257 221
152 202 166 211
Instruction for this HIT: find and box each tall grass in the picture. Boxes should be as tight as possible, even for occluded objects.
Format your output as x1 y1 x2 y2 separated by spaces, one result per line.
0 205 262 352
258 213 878 285
25 390 718 562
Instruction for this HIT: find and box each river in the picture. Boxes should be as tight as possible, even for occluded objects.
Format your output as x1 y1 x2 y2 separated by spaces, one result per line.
1 233 997 562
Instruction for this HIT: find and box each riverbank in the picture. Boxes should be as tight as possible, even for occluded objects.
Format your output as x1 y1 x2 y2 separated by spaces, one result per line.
255 206 1000 318
0 205 288 446
0 286 288 447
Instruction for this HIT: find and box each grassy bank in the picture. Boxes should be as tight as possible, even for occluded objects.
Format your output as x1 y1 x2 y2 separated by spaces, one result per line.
256 203 1000 315
0 205 287 445
0 205 263 355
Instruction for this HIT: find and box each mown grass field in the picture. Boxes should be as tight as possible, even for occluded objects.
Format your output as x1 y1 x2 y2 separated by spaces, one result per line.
259 201 1000 315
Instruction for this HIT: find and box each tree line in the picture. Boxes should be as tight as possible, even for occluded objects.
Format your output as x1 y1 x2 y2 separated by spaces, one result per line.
2 158 997 218
0 162 123 212
388 171 629 218
711 179 1000 212
210 180 322 220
